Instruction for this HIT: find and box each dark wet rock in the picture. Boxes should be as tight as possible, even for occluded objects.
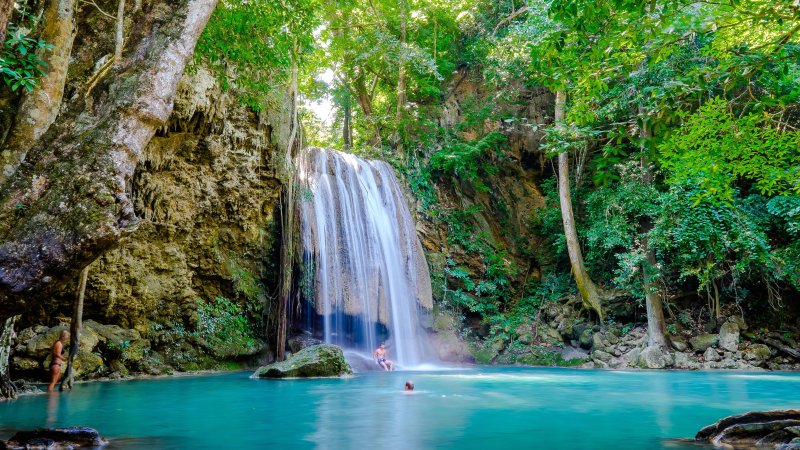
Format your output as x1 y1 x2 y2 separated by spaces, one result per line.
4 427 107 449
578 329 593 349
288 334 323 353
252 344 352 378
696 410 800 448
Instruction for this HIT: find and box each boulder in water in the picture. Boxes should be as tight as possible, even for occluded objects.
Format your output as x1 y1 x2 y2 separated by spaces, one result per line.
4 427 108 448
252 344 352 378
695 410 800 448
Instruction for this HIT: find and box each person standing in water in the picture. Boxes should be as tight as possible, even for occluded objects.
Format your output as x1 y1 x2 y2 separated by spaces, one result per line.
373 343 394 371
47 330 69 392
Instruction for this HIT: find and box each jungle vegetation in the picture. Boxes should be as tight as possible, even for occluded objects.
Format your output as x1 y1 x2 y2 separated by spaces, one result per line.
191 0 800 352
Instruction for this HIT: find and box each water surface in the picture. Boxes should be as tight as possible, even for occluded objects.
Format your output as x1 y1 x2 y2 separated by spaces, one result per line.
1 367 798 449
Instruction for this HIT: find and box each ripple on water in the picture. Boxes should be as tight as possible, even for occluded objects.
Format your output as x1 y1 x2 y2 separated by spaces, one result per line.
424 372 594 384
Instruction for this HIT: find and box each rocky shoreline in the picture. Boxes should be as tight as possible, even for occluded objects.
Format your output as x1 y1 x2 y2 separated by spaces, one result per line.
8 318 266 391
466 301 800 371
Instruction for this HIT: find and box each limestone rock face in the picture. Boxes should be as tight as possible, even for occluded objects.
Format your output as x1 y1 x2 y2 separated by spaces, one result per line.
253 344 352 378
15 65 290 372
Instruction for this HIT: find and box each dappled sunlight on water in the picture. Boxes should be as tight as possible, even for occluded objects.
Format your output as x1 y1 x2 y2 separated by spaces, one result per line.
1 367 799 449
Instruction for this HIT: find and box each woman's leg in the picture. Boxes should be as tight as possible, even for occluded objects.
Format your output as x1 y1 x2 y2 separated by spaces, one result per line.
47 365 60 391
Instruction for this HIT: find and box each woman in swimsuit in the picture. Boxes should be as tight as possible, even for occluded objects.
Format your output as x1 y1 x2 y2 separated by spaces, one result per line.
47 330 69 392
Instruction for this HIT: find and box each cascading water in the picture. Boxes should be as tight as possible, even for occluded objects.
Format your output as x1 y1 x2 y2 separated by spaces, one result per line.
297 147 434 367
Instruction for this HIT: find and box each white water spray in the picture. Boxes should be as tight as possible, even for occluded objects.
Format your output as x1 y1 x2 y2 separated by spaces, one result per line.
297 148 433 367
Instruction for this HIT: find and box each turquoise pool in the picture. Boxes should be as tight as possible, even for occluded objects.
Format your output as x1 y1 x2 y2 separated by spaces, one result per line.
1 368 799 449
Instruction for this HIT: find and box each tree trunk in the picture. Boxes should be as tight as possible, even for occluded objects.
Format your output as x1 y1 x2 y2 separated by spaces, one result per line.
275 37 299 362
61 264 88 391
395 0 407 123
114 0 126 64
639 118 668 349
0 0 13 44
555 90 604 320
354 75 381 147
394 0 407 154
343 98 352 150
0 0 218 305
0 0 77 185
0 315 19 400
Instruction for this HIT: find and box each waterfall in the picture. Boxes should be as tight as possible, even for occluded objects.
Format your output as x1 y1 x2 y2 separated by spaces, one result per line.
297 147 433 367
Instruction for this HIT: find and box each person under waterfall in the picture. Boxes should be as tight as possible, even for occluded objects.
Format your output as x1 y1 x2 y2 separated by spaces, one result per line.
374 343 394 371
47 330 69 392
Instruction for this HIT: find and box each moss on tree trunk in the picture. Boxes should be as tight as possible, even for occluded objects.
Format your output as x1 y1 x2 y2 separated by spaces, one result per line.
0 0 218 311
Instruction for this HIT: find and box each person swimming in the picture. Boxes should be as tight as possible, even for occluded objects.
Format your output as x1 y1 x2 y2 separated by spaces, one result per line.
404 381 414 391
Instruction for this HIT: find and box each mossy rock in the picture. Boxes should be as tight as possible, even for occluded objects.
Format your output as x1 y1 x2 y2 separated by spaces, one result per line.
690 333 719 352
253 344 352 378
25 326 69 356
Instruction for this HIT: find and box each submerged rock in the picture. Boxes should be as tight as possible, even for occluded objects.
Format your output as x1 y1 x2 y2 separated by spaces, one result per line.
695 410 800 448
4 427 107 448
252 344 352 378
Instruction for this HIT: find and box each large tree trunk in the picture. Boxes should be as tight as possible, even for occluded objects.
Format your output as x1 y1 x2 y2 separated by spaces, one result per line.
343 99 352 150
0 0 77 185
0 0 218 306
0 0 13 44
395 0 407 123
0 314 19 400
555 90 604 320
640 118 668 349
61 265 88 391
275 38 299 362
353 74 381 147
394 0 407 154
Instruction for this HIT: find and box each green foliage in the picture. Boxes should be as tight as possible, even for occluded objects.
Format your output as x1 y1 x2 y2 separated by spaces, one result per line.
196 296 259 357
195 0 317 109
430 131 506 191
1 13 52 92
660 98 800 204
652 186 777 295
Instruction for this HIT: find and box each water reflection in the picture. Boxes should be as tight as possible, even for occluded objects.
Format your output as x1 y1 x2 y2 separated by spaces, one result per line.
46 392 59 426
